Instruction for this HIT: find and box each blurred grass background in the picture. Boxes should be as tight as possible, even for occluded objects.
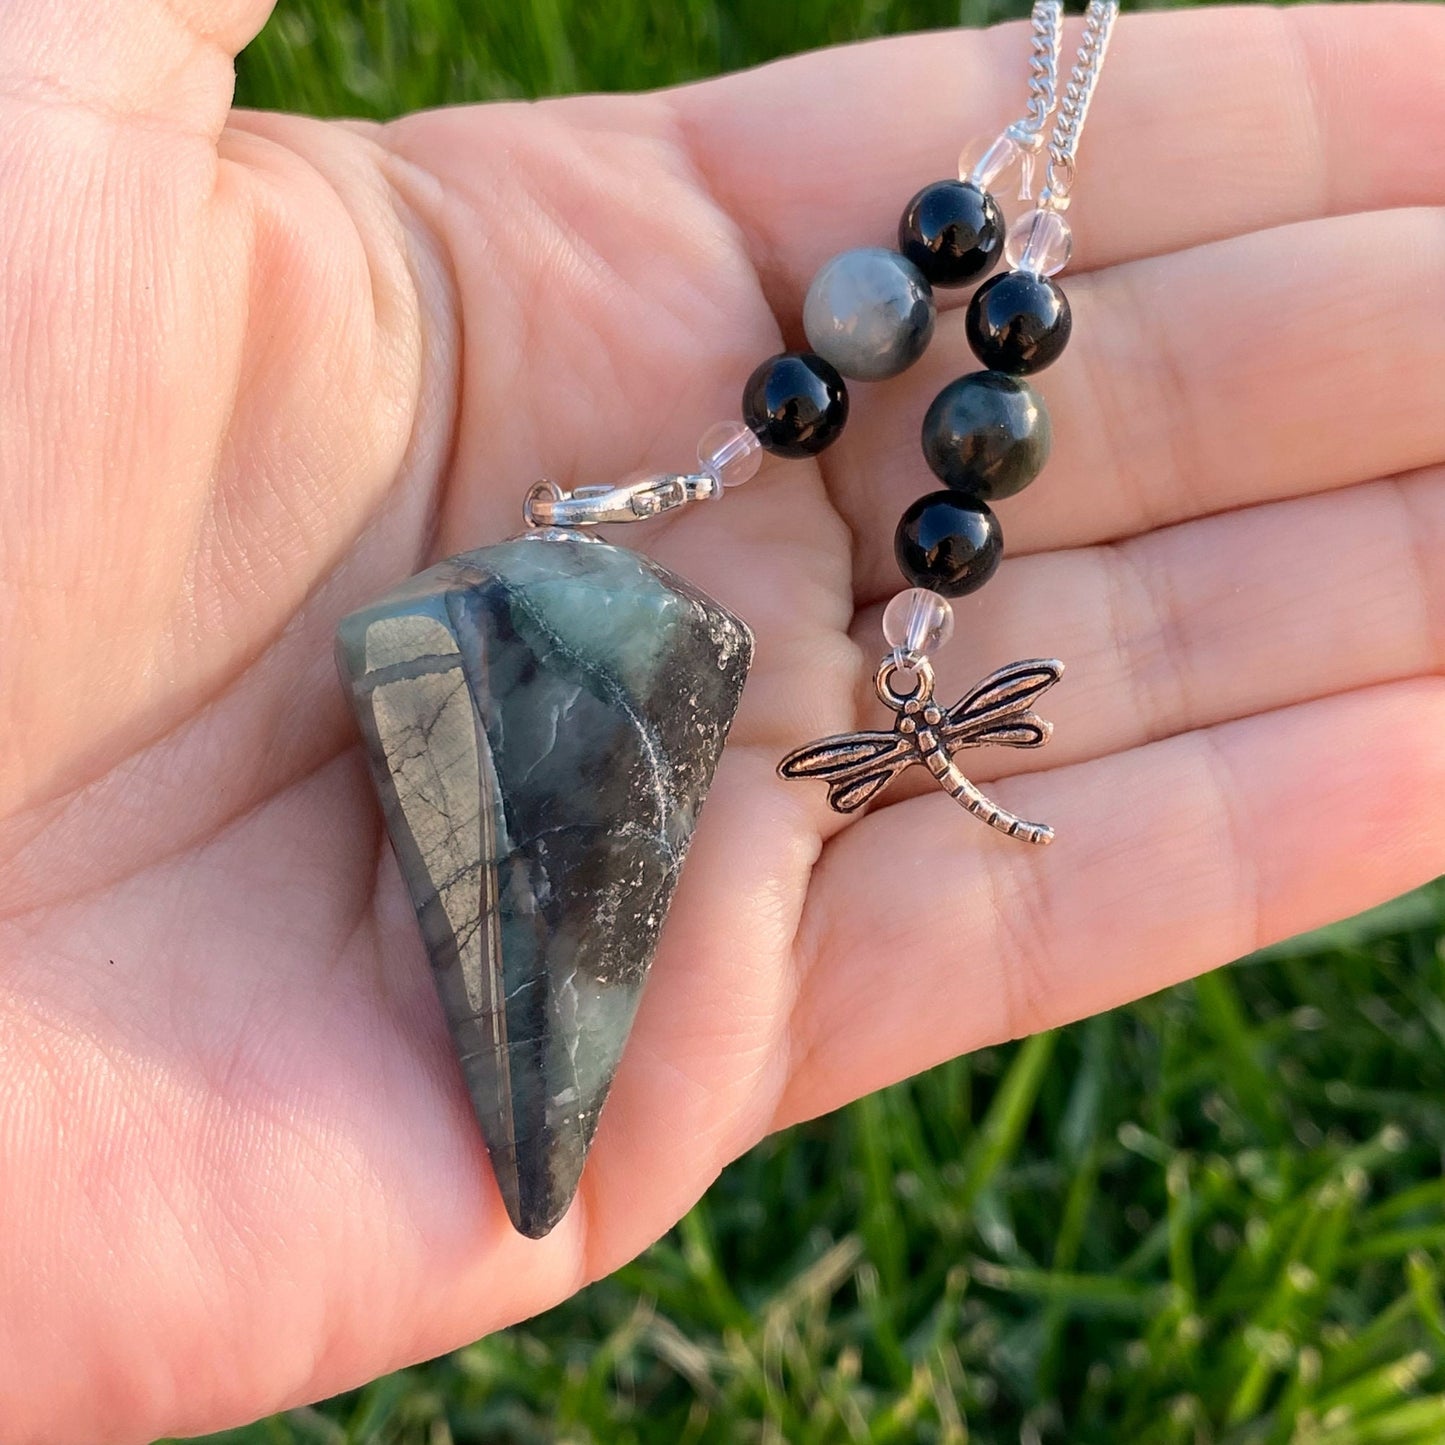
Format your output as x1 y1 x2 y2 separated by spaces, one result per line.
179 3 1445 1442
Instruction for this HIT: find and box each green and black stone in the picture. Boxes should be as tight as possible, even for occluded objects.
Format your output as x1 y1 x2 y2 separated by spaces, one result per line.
336 533 752 1238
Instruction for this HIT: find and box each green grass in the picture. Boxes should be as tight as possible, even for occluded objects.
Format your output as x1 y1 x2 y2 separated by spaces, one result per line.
196 3 1445 1441
234 0 1217 119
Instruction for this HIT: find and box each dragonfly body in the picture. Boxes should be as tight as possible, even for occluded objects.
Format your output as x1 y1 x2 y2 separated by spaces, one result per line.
778 657 1064 845
913 704 1055 845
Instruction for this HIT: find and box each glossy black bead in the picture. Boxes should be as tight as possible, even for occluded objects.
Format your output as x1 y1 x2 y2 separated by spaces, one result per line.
965 270 1072 375
898 180 1005 289
921 371 1052 500
894 491 1003 598
742 351 849 457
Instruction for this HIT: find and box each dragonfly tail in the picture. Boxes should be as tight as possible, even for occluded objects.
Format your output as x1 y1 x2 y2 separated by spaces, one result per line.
944 763 1055 846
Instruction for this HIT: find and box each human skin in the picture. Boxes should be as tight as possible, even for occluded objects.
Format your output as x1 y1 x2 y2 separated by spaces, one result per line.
1 3 1443 1440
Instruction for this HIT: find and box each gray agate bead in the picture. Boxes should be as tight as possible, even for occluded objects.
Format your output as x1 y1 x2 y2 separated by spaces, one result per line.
803 247 936 382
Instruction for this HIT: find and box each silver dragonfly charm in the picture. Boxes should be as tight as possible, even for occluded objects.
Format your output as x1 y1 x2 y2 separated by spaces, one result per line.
778 656 1064 845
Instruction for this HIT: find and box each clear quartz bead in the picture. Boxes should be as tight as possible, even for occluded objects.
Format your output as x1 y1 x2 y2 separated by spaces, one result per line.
1005 208 1073 277
697 420 763 491
882 587 955 665
961 134 1022 190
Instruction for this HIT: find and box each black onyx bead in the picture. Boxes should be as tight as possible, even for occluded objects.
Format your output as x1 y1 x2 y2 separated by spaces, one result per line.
921 371 1052 501
898 180 1004 289
742 352 849 457
965 270 1072 375
894 491 1003 598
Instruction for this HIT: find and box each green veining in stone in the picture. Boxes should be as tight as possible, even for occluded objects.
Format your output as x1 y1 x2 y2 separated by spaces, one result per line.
336 533 752 1237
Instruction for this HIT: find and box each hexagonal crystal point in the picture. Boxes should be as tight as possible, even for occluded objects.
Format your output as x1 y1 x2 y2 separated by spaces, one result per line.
336 532 752 1237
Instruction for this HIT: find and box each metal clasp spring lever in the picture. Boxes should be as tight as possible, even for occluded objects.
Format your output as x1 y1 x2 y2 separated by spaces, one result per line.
523 472 718 529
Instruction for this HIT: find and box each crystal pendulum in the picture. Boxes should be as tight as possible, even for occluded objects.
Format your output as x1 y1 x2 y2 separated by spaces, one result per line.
335 467 752 1237
331 0 1124 1235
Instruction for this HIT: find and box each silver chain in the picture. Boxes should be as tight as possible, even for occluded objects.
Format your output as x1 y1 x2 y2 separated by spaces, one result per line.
1006 1 1064 150
1039 0 1120 211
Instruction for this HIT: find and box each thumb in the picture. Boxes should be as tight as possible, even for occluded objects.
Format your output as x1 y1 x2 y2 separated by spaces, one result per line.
1 0 277 136
0 0 432 826
0 0 284 822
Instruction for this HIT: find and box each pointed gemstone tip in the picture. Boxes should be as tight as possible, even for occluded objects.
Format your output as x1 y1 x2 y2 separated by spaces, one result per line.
513 1186 573 1241
337 534 752 1238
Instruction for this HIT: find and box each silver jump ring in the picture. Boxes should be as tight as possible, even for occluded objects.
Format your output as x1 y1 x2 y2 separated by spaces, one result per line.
875 655 936 710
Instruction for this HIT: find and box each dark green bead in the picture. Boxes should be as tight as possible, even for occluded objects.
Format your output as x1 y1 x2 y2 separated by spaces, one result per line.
921 371 1052 500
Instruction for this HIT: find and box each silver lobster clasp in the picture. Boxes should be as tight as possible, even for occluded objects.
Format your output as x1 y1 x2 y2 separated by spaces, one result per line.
523 473 718 529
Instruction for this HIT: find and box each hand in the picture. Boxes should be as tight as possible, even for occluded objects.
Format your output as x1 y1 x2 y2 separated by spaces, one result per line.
2 4 1442 1439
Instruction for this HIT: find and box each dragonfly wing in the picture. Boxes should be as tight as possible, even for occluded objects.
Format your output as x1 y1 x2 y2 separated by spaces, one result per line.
942 659 1063 743
948 713 1052 751
827 764 909 813
778 731 915 812
778 730 908 779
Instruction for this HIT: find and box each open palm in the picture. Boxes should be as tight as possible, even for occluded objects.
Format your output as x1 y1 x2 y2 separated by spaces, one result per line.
3 3 1444 1440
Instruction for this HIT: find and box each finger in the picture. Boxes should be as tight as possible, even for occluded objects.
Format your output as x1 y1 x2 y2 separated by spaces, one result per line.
834 206 1445 600
2 1 275 133
671 5 1445 308
778 677 1445 1128
840 468 1445 806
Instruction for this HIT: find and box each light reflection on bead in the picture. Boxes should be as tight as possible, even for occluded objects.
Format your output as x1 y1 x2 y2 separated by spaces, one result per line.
697 420 763 490
882 587 955 665
742 352 850 458
895 492 1004 597
1004 208 1073 277
922 371 1051 500
965 272 1072 376
803 248 935 382
897 180 1004 290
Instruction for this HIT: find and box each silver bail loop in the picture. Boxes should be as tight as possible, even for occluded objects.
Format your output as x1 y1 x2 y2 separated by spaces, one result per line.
523 472 718 529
